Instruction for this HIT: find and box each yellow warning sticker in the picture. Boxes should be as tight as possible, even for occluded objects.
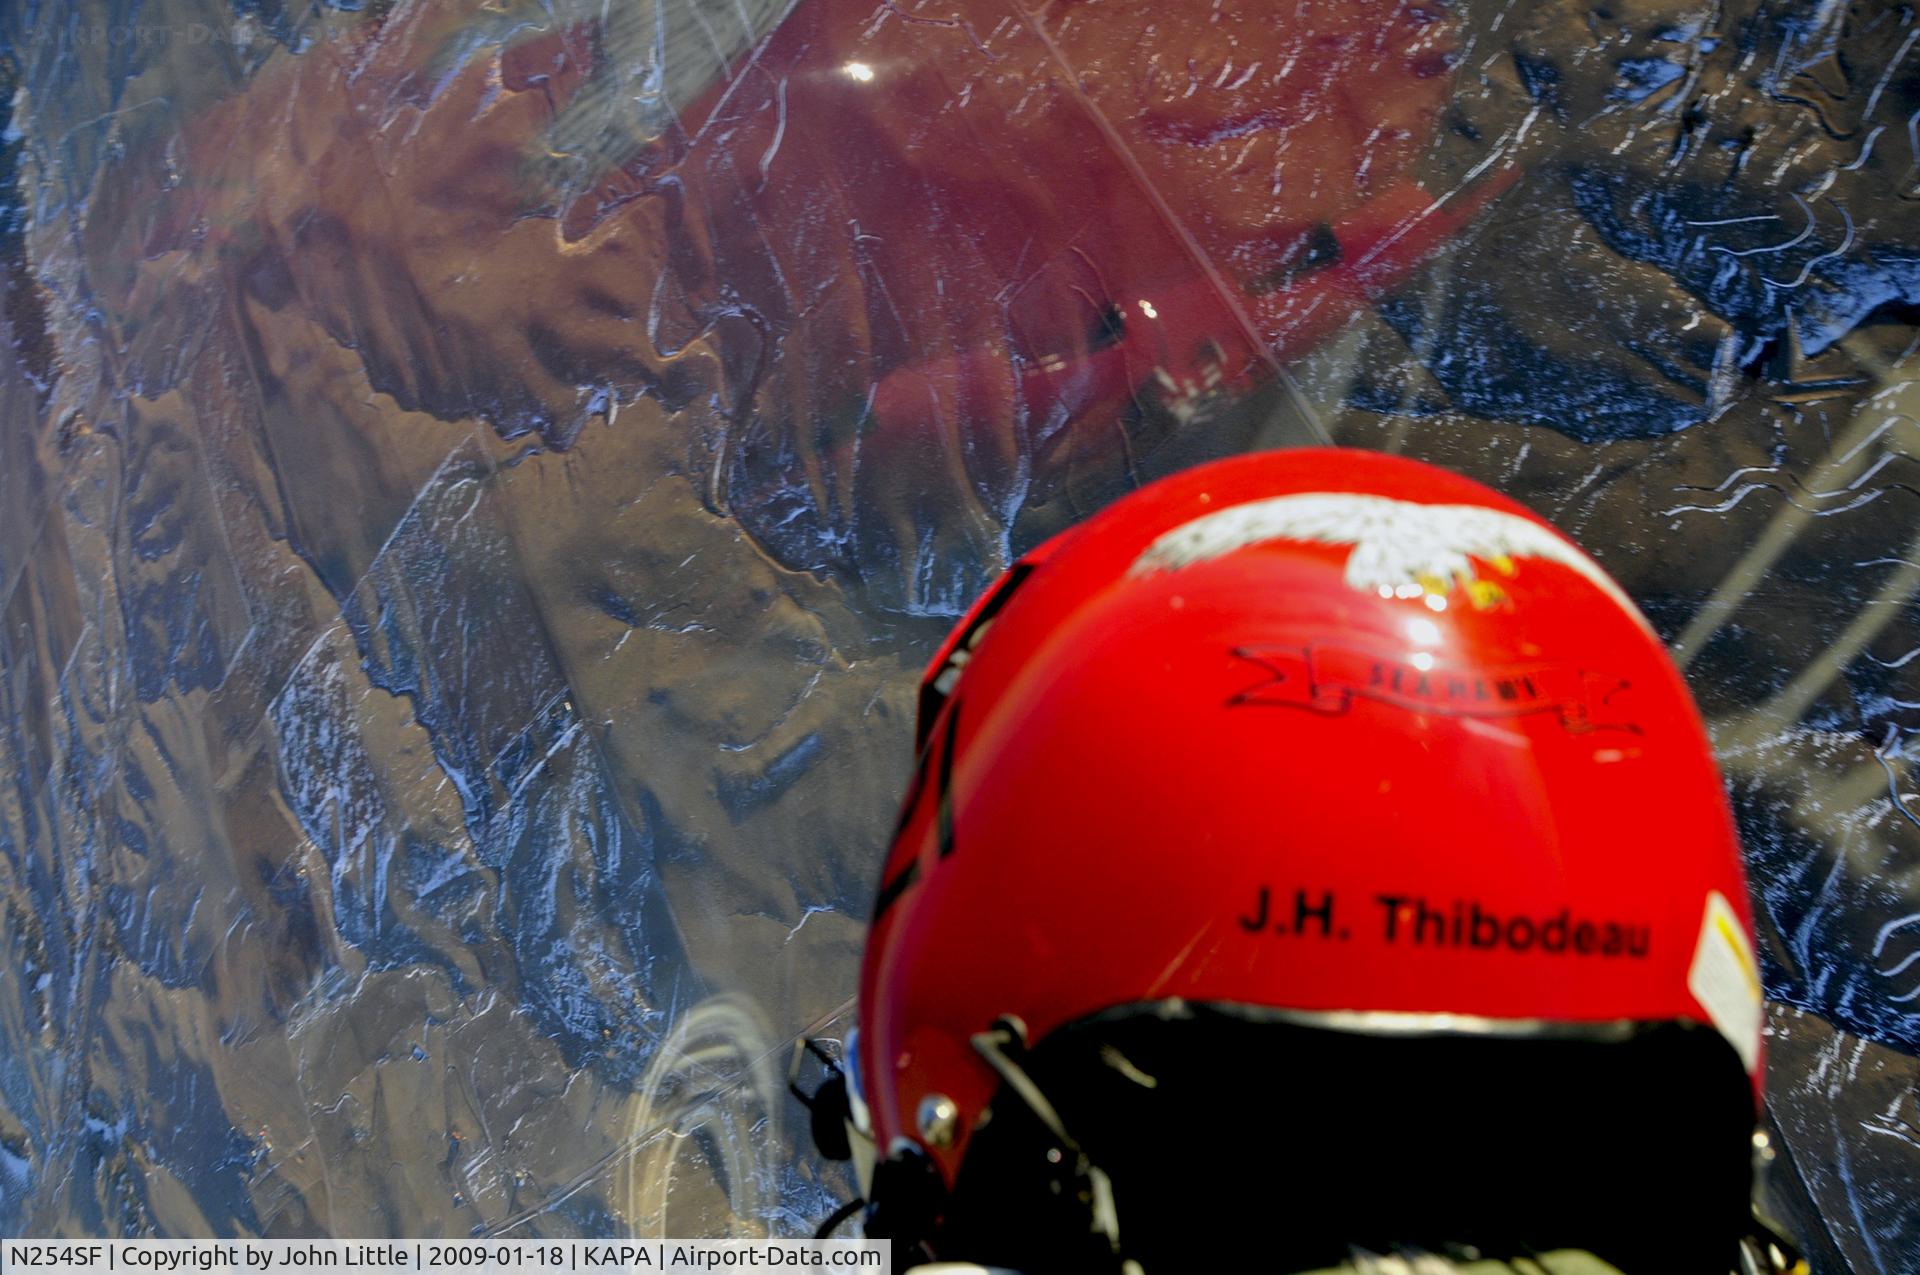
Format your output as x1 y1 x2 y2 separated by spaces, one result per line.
1687 890 1762 1072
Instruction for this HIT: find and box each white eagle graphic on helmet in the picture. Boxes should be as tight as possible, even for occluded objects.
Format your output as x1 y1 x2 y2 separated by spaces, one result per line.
1129 491 1640 615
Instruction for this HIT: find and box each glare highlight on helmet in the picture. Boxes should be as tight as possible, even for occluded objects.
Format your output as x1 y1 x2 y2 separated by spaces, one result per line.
1406 617 1442 647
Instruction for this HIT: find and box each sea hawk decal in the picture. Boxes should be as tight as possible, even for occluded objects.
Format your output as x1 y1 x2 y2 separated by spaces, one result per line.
1129 491 1640 616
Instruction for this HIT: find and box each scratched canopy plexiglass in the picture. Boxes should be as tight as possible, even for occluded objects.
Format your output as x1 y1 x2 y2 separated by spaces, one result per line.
0 0 1915 1267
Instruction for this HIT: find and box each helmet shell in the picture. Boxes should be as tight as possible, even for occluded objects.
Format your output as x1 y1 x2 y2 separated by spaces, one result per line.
858 449 1761 1182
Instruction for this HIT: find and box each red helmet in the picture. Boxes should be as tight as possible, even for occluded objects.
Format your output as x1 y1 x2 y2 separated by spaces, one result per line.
847 448 1776 1271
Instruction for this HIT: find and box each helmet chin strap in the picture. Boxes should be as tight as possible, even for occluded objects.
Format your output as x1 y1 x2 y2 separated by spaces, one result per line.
969 1017 1143 1275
